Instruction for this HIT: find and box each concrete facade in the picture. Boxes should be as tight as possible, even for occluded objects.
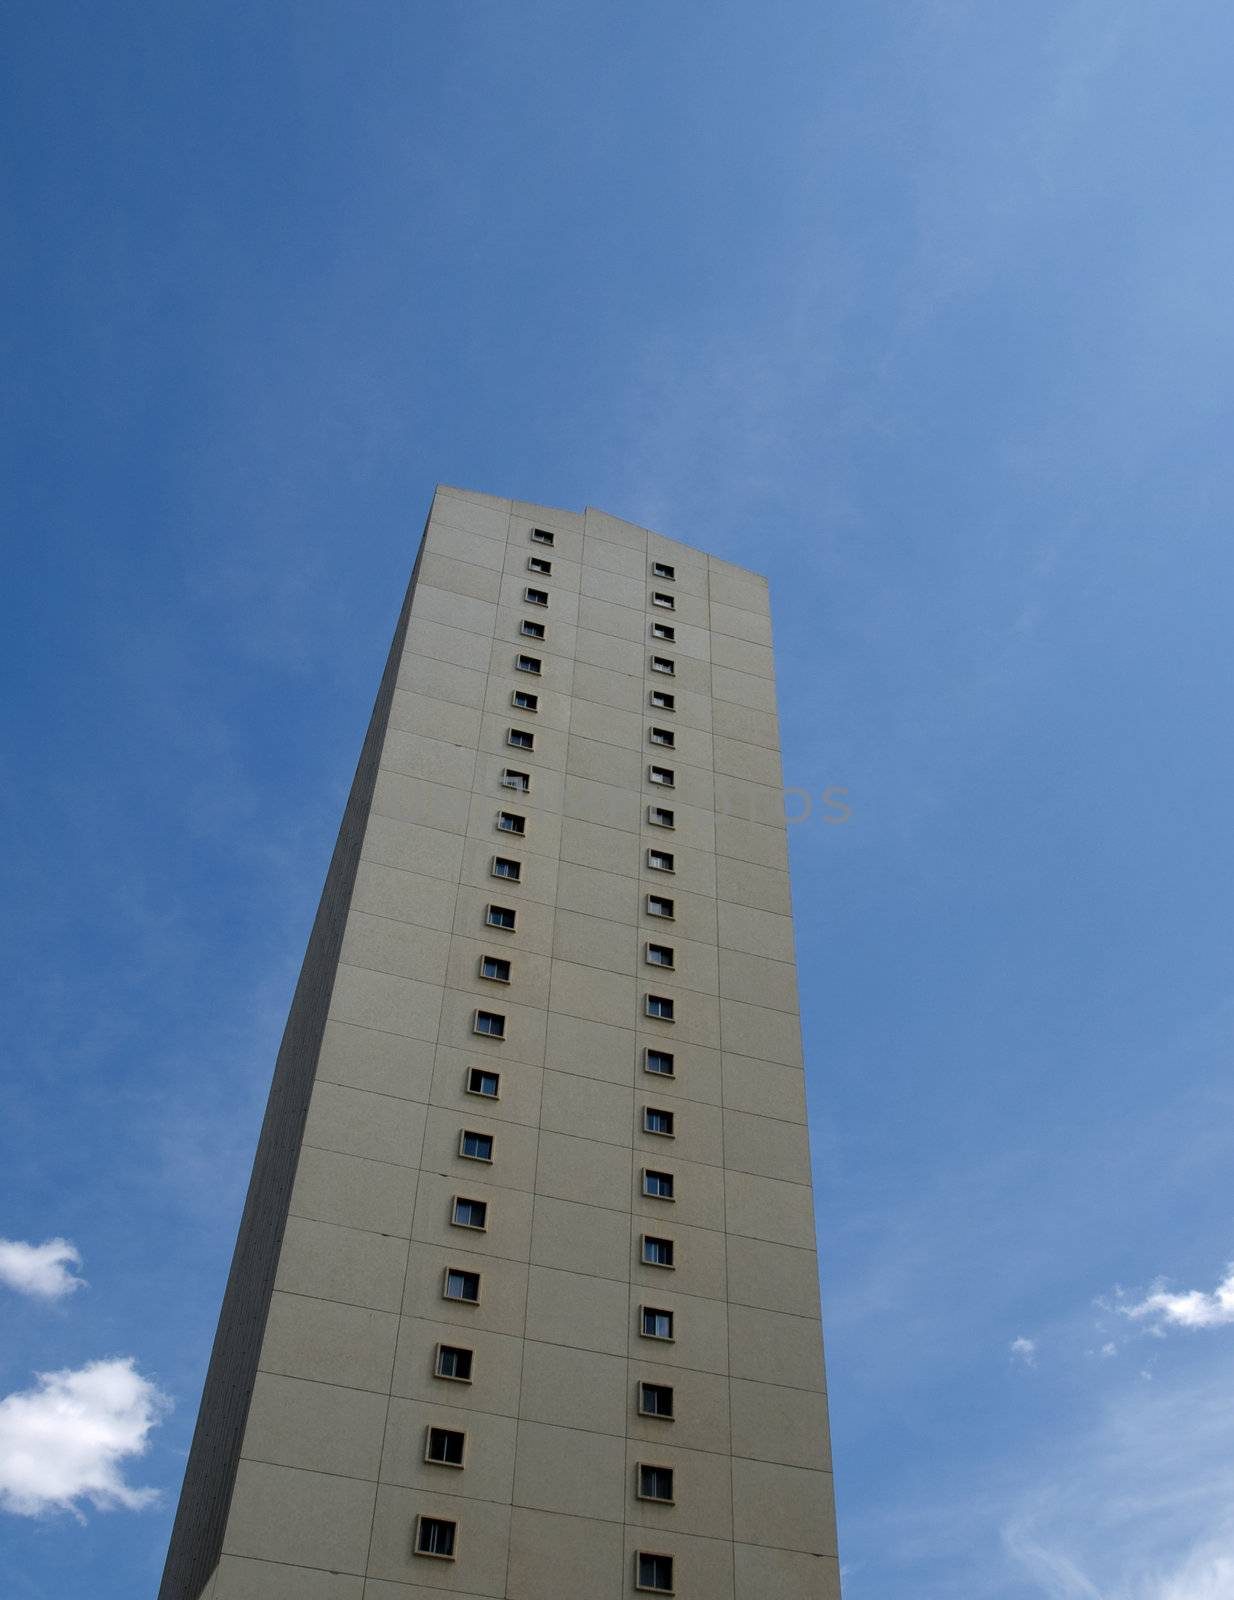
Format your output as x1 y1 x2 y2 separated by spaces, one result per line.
160 488 840 1600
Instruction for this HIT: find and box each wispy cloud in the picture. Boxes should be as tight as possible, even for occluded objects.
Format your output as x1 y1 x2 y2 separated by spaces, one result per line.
0 1238 85 1301
1121 1261 1234 1331
1011 1336 1039 1367
0 1358 170 1519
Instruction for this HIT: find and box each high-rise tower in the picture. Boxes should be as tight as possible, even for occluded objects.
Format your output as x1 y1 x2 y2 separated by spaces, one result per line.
160 487 840 1600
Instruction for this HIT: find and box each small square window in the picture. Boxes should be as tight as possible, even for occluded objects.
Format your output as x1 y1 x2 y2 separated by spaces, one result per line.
520 619 546 639
501 769 530 792
497 811 525 835
640 1307 674 1341
638 1463 675 1502
648 766 674 789
649 689 675 710
636 1551 673 1594
645 1048 675 1077
645 994 674 1021
452 1196 488 1231
473 1009 506 1038
528 555 552 575
511 689 539 712
646 894 675 919
643 1106 675 1137
492 856 522 881
643 1168 675 1199
466 1067 501 1098
530 527 554 545
444 1268 481 1304
524 586 549 606
486 904 516 930
425 1426 466 1467
647 849 675 872
646 943 674 969
507 727 535 750
516 653 542 674
651 592 675 610
641 1234 675 1268
460 1129 494 1161
652 561 675 581
638 1380 674 1418
648 806 675 829
651 622 675 642
649 726 675 748
416 1515 457 1560
650 656 675 676
435 1343 474 1383
480 955 510 982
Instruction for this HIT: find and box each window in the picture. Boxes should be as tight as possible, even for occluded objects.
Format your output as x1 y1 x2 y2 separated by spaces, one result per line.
651 622 675 642
638 1381 674 1418
524 586 549 606
520 619 546 639
516 653 542 674
651 591 675 610
638 1464 675 1502
435 1344 473 1383
501 768 530 791
645 994 674 1022
650 655 675 675
511 689 538 712
497 811 525 835
649 726 675 748
643 1169 675 1200
648 805 674 829
649 689 675 710
648 766 675 789
460 1129 494 1162
466 1067 500 1098
452 1196 488 1231
491 856 522 880
473 1009 506 1038
640 1307 674 1341
647 849 675 872
646 894 675 919
507 727 535 749
528 555 552 575
486 904 516 930
652 561 675 580
416 1516 457 1560
642 1234 674 1268
444 1268 480 1304
643 1106 675 1137
636 1552 674 1594
480 955 510 982
425 1426 466 1467
644 1049 675 1077
530 527 554 545
646 943 674 968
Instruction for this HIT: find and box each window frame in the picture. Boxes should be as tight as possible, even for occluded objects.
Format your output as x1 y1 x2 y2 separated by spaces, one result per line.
641 1233 675 1269
651 622 675 642
642 1106 675 1137
510 689 539 713
527 555 552 575
434 1343 474 1384
651 591 675 611
415 1515 458 1561
491 855 522 881
485 903 517 931
473 1009 507 1039
459 1128 495 1162
496 810 526 835
638 1380 675 1419
501 768 530 792
651 561 676 581
637 1463 676 1503
649 689 675 710
466 1067 501 1099
524 585 549 607
645 942 675 969
639 1306 675 1342
644 1048 675 1078
647 848 675 872
451 1195 489 1232
648 805 675 829
520 618 546 639
479 954 511 983
507 726 535 750
649 726 675 748
648 766 675 789
643 1168 676 1201
515 652 542 675
424 1425 467 1469
646 894 675 919
443 1266 481 1305
650 655 675 676
530 527 555 546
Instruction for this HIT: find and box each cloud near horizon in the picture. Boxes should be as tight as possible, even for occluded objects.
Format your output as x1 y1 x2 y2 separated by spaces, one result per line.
0 1358 170 1518
0 1237 86 1300
1122 1262 1234 1331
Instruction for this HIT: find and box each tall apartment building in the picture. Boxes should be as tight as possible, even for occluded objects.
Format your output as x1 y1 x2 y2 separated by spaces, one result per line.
159 487 839 1600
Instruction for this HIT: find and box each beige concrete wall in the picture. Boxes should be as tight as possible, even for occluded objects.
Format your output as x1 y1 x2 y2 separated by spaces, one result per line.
213 487 839 1599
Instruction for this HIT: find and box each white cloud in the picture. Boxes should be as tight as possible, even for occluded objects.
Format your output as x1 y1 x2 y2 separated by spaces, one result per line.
1012 1336 1039 1367
1122 1263 1234 1331
0 1238 85 1301
0 1357 170 1518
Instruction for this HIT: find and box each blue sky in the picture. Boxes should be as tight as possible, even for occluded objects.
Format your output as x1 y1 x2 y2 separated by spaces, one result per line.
3 2 1234 1595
